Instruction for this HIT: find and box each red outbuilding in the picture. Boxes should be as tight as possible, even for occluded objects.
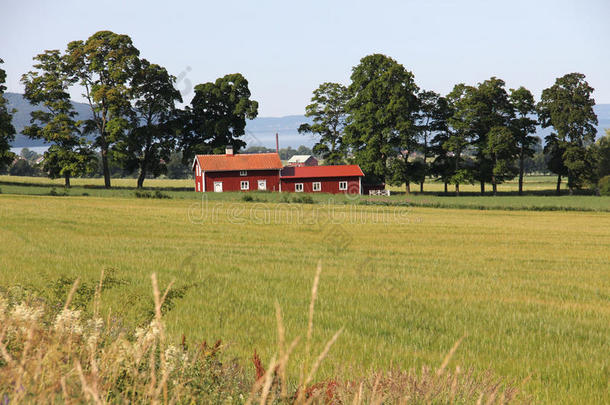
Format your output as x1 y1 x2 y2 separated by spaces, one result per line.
192 147 283 192
280 165 364 194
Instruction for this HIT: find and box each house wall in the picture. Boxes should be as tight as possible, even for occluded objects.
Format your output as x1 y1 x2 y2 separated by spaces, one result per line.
280 176 361 194
203 170 281 192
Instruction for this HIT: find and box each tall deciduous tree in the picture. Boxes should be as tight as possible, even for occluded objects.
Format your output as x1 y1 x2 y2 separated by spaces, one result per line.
445 84 476 196
594 129 610 179
0 58 16 172
298 82 349 165
509 87 538 195
344 54 419 183
428 96 453 193
417 90 449 192
21 50 96 187
114 60 182 188
181 73 258 162
537 73 598 193
467 77 514 194
65 31 141 188
484 126 518 195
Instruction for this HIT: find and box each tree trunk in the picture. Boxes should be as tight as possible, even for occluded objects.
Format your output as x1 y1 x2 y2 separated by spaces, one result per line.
556 175 561 195
405 181 410 194
64 173 71 188
420 181 424 193
137 168 146 189
101 147 111 189
518 148 525 196
492 179 497 196
480 181 485 195
455 183 460 197
444 181 448 193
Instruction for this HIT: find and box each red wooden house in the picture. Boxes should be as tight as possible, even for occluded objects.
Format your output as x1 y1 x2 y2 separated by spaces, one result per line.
192 147 283 192
280 165 364 194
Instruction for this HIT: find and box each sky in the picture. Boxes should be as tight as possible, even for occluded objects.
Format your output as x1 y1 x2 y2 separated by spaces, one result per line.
1 0 609 117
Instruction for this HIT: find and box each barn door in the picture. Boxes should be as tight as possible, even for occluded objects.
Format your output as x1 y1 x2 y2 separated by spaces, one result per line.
214 182 223 192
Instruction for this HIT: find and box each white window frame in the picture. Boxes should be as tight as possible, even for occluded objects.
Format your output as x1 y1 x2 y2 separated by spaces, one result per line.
196 182 200 192
339 181 348 191
312 182 321 192
257 179 267 190
240 180 249 190
214 181 223 192
295 183 304 192
240 170 247 176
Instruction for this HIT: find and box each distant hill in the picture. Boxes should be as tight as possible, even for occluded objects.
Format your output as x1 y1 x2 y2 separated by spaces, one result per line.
5 92 609 149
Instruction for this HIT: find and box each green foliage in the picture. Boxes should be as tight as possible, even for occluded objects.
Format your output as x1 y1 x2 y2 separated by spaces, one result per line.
0 58 16 172
182 73 258 162
484 126 518 192
134 190 172 199
598 175 610 196
593 130 610 178
9 159 39 176
113 59 182 188
298 82 349 165
344 54 419 182
65 31 141 188
537 73 598 192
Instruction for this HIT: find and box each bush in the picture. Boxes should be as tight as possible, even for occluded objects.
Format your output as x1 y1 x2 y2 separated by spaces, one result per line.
292 194 314 204
599 175 610 196
134 190 172 199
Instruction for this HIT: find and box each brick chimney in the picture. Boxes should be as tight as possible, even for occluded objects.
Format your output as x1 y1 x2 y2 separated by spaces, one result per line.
225 145 234 156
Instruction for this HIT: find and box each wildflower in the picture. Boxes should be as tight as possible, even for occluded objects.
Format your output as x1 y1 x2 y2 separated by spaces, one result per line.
53 308 83 335
11 303 43 324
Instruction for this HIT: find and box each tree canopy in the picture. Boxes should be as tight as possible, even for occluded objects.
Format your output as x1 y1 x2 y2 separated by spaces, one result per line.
298 82 349 165
344 54 419 183
0 58 16 172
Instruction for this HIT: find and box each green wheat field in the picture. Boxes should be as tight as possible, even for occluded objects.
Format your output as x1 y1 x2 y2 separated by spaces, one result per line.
0 176 609 403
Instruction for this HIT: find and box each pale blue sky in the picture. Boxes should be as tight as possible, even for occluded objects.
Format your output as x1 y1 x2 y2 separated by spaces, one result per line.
2 0 609 116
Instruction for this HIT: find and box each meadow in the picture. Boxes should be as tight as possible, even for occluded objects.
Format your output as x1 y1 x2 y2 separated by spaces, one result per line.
0 188 609 403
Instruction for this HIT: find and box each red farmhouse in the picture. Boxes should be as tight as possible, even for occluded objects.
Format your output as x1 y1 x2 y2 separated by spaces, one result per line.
193 147 364 195
192 147 283 192
280 165 364 194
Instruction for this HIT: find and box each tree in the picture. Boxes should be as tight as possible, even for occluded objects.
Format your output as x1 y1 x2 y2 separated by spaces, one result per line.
0 58 16 172
594 129 610 179
445 84 476 196
298 82 349 165
484 126 518 195
9 159 37 176
344 54 419 183
65 31 141 188
544 132 568 194
21 50 96 187
114 60 182 188
181 73 258 163
416 90 450 192
537 73 598 193
428 96 453 192
467 77 514 194
509 87 538 195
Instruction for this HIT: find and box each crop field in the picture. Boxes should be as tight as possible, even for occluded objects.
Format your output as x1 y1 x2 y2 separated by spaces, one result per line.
0 191 609 403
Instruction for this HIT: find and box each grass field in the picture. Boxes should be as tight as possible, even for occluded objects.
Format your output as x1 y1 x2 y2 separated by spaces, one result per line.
0 193 608 403
1 174 609 211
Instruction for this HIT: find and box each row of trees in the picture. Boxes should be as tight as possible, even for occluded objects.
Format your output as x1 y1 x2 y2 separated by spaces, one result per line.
0 31 259 188
299 54 607 195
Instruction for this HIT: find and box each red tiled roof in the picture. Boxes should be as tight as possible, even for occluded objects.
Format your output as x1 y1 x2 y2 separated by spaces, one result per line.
280 165 364 179
194 153 283 171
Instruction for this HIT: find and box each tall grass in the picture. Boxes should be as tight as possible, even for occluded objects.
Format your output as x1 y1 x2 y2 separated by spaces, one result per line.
0 268 527 404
